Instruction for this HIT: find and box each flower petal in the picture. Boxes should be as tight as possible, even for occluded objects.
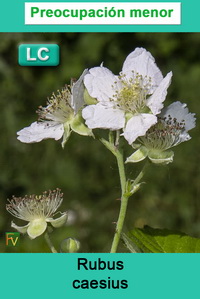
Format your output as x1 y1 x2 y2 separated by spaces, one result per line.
17 121 64 143
47 212 68 228
159 101 196 146
84 66 120 105
27 219 47 239
123 113 157 144
11 221 29 234
147 71 172 115
71 69 89 114
122 47 163 91
160 101 196 131
126 146 148 163
82 104 125 130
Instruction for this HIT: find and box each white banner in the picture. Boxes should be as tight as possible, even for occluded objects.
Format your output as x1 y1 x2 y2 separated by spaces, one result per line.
25 2 181 25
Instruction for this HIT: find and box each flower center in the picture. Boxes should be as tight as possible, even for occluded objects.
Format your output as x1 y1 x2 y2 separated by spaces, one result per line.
6 189 63 222
37 87 73 123
113 73 152 114
139 115 186 150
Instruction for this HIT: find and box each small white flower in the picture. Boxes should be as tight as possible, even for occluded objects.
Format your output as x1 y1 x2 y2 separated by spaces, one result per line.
126 102 196 164
6 189 67 239
82 47 172 144
17 70 92 148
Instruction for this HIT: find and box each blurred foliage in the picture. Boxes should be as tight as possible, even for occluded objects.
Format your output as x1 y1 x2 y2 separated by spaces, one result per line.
0 33 200 253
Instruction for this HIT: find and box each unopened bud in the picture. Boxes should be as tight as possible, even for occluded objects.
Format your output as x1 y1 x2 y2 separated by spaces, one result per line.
60 238 80 253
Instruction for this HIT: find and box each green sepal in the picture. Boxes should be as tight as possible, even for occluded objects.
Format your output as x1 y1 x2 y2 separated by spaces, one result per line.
124 179 142 197
47 212 68 228
11 221 29 234
84 88 97 105
125 112 133 122
27 219 47 239
71 112 93 137
126 146 148 163
131 143 142 150
62 122 71 148
140 106 151 114
148 149 174 165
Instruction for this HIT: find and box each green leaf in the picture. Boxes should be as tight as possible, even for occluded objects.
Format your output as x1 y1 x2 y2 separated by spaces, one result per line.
122 233 142 253
123 226 200 253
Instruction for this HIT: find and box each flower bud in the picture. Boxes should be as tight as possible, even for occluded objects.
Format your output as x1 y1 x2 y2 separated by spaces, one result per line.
60 238 80 253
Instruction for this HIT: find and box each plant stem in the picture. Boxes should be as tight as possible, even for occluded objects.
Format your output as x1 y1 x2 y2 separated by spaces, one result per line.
101 132 148 253
44 231 57 253
110 153 148 253
110 149 129 253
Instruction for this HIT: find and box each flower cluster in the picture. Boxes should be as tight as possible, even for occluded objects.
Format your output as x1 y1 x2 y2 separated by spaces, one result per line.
10 47 196 252
17 47 195 162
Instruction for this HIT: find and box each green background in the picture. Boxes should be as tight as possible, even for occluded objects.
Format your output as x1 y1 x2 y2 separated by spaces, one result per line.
0 32 199 253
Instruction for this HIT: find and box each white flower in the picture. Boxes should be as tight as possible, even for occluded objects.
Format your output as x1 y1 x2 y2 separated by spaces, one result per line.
17 70 92 148
82 47 172 144
126 102 196 164
6 189 67 239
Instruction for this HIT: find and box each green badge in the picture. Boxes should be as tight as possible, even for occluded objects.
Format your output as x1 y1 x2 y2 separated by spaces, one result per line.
18 44 60 66
5 232 20 247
